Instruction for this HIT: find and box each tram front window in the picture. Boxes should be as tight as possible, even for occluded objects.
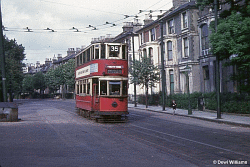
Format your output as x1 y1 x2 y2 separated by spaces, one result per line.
100 81 107 95
109 81 121 95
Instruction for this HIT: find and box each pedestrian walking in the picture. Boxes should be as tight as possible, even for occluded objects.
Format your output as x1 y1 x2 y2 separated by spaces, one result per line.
172 100 177 115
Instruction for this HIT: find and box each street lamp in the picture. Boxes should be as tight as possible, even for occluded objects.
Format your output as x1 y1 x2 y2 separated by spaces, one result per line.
184 64 192 115
160 20 166 111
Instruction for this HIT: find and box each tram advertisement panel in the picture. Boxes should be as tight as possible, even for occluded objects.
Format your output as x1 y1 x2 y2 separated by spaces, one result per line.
76 63 98 79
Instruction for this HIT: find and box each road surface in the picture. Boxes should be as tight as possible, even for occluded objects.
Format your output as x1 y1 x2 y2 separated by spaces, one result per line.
0 99 249 167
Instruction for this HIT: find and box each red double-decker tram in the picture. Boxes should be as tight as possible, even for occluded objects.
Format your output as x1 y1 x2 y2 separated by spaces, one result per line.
75 42 128 122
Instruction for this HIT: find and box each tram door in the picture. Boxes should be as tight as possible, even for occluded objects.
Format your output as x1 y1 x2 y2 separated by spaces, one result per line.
92 79 99 111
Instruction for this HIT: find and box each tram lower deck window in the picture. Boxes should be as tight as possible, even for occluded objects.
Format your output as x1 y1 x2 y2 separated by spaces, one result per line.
87 83 90 94
77 84 79 94
109 81 121 95
80 82 83 93
100 81 107 95
122 81 128 95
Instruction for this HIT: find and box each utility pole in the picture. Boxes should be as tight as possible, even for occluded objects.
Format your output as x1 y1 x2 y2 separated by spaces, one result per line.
131 32 137 107
0 0 7 102
160 20 166 111
214 0 221 119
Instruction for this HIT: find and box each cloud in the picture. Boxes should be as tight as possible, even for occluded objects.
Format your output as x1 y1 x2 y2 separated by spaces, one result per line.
2 0 172 64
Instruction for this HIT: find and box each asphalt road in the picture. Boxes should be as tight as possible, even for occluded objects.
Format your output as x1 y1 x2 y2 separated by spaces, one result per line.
0 99 249 167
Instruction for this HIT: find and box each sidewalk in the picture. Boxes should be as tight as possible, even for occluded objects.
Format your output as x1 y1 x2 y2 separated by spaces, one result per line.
128 103 250 127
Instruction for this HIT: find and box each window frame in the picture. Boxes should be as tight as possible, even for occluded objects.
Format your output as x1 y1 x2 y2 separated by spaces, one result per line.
167 41 173 61
203 66 210 80
150 28 156 41
169 70 174 94
183 37 189 58
168 19 174 34
182 12 188 29
201 24 209 56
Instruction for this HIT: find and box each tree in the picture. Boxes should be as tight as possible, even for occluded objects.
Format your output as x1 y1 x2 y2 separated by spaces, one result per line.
196 0 246 15
210 5 250 93
62 59 75 91
60 59 75 98
130 56 160 108
45 59 75 98
22 74 34 98
0 36 25 101
45 67 61 94
196 0 250 93
33 72 46 96
45 67 58 94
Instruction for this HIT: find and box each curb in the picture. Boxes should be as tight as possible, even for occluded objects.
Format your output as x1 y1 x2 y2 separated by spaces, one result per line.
129 106 250 128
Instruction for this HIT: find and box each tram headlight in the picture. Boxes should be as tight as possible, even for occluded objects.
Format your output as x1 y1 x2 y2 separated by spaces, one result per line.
112 101 118 108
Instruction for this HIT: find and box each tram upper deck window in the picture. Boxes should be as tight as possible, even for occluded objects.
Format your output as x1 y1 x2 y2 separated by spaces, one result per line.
101 44 106 59
109 81 121 95
122 45 127 59
80 54 83 65
109 45 120 57
83 52 86 63
91 46 95 60
77 55 80 66
87 48 90 62
95 45 99 59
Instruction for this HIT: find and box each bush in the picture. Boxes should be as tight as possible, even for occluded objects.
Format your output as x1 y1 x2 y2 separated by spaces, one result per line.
137 93 160 106
137 94 146 105
135 92 250 114
148 93 160 105
65 93 74 99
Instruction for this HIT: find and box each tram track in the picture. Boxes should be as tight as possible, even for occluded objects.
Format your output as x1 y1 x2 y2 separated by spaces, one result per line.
99 123 203 166
129 124 250 158
120 110 250 166
32 100 250 165
54 102 250 160
100 122 250 166
13 100 250 166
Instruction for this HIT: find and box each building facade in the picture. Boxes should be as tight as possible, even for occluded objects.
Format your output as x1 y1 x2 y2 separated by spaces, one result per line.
136 0 200 95
197 2 236 93
112 20 144 99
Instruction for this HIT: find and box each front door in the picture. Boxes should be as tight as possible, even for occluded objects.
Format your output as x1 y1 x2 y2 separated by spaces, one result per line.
92 83 100 112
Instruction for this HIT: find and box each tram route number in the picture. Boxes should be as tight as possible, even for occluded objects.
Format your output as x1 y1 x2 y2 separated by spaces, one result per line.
110 45 119 52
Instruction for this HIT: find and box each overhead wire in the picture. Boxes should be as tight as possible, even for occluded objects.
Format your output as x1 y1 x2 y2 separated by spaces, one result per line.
4 0 172 34
39 0 125 16
3 0 173 59
144 0 165 10
3 0 172 34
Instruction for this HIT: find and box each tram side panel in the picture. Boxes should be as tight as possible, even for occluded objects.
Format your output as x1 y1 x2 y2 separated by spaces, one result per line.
76 95 92 111
99 97 128 114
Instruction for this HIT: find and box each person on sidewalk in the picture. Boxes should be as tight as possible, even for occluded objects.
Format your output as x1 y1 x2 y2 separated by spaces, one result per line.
172 100 177 115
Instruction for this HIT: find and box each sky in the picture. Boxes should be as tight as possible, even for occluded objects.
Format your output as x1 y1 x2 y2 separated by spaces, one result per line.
1 0 172 65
